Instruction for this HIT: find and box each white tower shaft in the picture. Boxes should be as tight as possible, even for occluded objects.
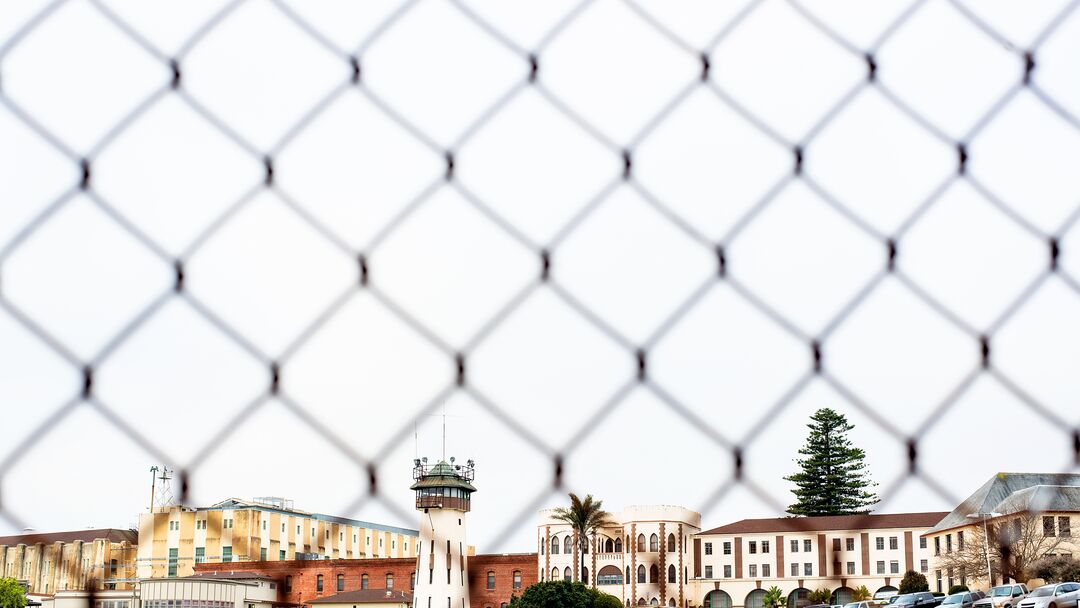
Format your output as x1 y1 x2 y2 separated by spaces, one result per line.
415 508 470 608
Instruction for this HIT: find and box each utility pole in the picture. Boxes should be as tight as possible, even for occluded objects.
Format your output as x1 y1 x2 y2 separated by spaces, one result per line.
149 466 159 513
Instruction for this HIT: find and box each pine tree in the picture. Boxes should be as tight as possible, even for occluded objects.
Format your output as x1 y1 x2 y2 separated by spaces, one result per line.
784 408 878 516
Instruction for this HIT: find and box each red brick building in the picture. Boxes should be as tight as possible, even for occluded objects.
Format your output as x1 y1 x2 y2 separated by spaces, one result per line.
192 553 537 608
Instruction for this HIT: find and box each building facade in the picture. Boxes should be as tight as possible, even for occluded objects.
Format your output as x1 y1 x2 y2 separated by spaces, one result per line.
137 498 418 579
0 529 138 594
690 513 944 608
923 473 1080 592
538 505 702 608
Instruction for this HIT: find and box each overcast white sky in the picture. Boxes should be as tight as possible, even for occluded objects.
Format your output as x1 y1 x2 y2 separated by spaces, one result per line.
2 0 1080 553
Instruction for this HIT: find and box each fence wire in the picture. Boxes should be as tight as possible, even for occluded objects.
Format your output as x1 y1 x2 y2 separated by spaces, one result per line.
2 0 1080 551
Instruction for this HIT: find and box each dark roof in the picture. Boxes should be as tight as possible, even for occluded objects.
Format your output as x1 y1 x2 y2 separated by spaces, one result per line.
188 571 273 581
310 590 414 604
701 512 949 535
926 473 1080 534
0 529 137 547
409 461 476 492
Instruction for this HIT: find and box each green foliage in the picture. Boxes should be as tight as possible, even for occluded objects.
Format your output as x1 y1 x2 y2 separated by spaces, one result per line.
948 586 969 595
0 578 27 608
1025 555 1080 584
763 586 785 608
852 586 872 601
899 571 930 594
551 494 615 584
808 589 832 605
785 408 878 516
510 581 622 608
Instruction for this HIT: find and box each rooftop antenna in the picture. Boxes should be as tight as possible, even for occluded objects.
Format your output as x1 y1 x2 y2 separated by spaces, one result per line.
442 401 447 461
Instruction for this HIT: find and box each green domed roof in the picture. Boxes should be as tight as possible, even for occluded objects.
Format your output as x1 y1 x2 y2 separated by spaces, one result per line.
410 461 477 492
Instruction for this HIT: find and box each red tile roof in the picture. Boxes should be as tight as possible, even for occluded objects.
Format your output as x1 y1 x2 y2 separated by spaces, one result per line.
700 512 948 535
0 529 137 546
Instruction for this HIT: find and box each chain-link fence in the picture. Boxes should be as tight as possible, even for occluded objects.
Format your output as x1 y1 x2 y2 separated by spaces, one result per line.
2 0 1080 551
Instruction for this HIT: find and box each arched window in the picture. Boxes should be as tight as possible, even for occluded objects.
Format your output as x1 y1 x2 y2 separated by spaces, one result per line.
513 570 521 589
552 567 559 581
411 572 415 590
669 600 676 607
667 565 676 583
361 574 369 589
614 537 622 553
649 534 659 552
605 538 614 553
386 573 393 590
626 535 630 552
637 599 646 606
582 567 588 582
637 565 646 583
582 539 588 554
649 564 658 583
651 599 659 606
746 590 766 608
487 571 495 590
626 567 631 582
551 536 559 555
563 567 571 582
637 534 646 552
667 534 676 552
598 565 623 585
787 589 810 608
316 574 324 592
337 574 345 592
704 591 732 608
564 536 573 554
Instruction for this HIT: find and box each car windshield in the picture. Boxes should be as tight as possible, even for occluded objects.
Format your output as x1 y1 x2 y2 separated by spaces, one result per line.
895 597 917 606
991 588 1013 597
1027 588 1054 598
943 596 964 604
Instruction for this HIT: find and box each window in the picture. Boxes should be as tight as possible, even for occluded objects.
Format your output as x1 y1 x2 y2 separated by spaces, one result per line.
803 539 812 552
762 564 770 577
563 567 571 582
337 574 345 591
260 548 267 561
704 542 713 555
393 540 397 550
876 537 884 550
513 570 522 589
387 573 394 590
723 542 731 555
934 537 940 556
326 530 330 540
285 576 292 592
411 572 416 589
649 564 658 583
280 550 286 561
890 561 899 574
876 561 885 574
167 549 178 578
920 559 928 573
804 563 812 576
282 523 286 532
668 534 676 552
1060 517 1071 537
626 567 630 583
920 537 927 549
847 562 855 575
705 565 713 578
225 518 233 529
638 535 646 552
637 565 646 583
196 520 205 530
263 520 267 531
195 547 205 564
650 534 659 552
222 546 232 563
1044 516 1057 537
889 537 898 550
790 563 798 576
957 531 964 550
723 565 731 578
946 534 953 553
297 525 301 534
749 541 757 554
668 565 676 583
833 538 841 551
935 571 942 593
762 540 770 554
551 536 559 555
564 536 573 554
749 564 757 578
487 571 495 590
791 540 798 553
362 574 369 589
615 538 622 552
316 575 324 592
847 538 855 551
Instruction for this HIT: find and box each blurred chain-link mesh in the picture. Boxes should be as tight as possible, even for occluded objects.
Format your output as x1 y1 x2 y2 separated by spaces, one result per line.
2 0 1080 550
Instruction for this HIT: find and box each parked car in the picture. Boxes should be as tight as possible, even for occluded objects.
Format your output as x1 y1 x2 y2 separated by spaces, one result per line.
875 591 901 603
845 601 877 608
893 592 944 608
1016 583 1080 608
942 593 977 608
974 585 1030 608
972 593 986 601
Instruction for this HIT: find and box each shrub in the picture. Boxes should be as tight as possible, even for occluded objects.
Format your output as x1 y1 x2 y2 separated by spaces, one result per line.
808 589 832 605
0 578 27 608
510 581 622 608
899 571 930 594
948 586 969 595
1025 555 1080 584
853 586 872 601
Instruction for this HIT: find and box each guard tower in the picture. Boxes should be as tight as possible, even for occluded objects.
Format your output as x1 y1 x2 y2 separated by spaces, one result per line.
411 457 476 608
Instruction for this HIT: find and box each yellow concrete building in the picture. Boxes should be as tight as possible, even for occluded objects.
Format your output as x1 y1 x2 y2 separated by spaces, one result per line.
0 529 138 594
136 498 418 579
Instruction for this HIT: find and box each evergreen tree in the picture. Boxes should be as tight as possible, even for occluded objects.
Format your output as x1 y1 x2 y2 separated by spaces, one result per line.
784 408 878 516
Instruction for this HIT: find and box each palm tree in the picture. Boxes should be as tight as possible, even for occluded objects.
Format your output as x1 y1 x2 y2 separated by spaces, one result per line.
551 493 615 586
853 586 872 602
763 586 786 608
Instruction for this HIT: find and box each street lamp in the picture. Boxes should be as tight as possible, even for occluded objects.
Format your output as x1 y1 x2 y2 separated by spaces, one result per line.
966 512 1003 587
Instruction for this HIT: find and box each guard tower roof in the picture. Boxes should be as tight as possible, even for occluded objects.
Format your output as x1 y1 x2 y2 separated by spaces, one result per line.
410 460 477 492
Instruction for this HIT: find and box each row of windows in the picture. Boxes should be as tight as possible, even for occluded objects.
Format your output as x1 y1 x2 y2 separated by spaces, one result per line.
547 533 688 556
1044 516 1072 537
705 534 921 557
486 570 523 590
144 602 231 608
